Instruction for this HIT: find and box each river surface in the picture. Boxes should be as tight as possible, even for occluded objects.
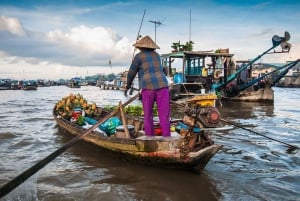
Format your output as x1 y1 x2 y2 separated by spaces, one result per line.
0 86 299 201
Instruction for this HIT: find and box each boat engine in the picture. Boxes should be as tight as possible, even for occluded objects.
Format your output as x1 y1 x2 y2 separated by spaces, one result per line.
174 94 221 154
181 94 221 128
183 103 220 128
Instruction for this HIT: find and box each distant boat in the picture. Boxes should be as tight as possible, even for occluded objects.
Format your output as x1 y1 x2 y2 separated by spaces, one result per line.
277 73 300 88
37 79 46 87
10 80 22 90
0 79 11 90
67 77 81 88
80 80 89 86
219 60 300 101
276 61 300 88
22 80 38 90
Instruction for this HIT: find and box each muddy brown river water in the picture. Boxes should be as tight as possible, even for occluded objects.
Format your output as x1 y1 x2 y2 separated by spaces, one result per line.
0 86 299 201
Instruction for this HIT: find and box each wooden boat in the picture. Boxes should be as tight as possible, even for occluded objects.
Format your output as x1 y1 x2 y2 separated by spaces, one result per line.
276 61 300 88
277 73 300 88
53 93 223 174
67 77 81 88
10 80 22 90
162 31 293 102
222 59 300 102
22 80 38 90
0 79 11 90
222 87 274 102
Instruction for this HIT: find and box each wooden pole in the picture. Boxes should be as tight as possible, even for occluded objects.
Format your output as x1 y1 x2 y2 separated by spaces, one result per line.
119 101 130 138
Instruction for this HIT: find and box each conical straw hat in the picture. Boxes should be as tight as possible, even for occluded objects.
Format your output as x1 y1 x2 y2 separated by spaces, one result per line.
133 35 160 49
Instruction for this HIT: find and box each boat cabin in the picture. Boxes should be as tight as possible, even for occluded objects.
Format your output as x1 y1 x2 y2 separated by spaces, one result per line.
161 50 235 100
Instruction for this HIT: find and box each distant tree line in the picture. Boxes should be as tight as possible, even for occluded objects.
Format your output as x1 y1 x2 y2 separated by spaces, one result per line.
56 73 118 85
96 73 117 81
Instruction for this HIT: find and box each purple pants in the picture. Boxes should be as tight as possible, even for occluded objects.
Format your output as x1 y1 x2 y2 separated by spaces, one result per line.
141 87 170 137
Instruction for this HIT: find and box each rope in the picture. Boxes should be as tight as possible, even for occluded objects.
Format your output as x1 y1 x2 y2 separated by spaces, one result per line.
220 118 298 152
170 100 298 152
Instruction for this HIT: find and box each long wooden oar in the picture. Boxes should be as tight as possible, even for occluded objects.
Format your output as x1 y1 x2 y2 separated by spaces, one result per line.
0 93 140 198
220 118 299 153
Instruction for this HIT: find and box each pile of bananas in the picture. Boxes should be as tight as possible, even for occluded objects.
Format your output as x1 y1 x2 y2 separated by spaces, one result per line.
55 93 97 119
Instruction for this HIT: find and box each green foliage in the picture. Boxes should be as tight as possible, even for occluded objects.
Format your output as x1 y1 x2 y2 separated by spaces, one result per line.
97 73 117 81
103 105 117 111
76 115 85 126
124 105 143 116
184 41 194 51
103 104 158 117
171 40 194 52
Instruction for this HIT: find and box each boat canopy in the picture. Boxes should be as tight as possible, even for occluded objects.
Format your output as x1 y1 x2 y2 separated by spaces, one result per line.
161 50 234 80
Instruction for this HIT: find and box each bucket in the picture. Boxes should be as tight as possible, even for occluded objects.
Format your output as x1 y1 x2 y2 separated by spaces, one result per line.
154 127 162 135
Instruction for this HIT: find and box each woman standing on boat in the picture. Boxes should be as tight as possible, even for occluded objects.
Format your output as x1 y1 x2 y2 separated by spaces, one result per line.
125 35 170 137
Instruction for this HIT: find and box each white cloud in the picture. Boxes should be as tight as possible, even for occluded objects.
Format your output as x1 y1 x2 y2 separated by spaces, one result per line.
48 25 120 53
0 54 126 80
0 1 299 80
0 16 133 67
0 16 25 36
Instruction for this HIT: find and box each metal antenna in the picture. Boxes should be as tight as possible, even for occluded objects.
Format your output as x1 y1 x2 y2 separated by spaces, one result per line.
149 18 165 43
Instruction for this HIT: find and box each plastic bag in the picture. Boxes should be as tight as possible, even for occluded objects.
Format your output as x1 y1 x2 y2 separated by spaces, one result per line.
99 117 121 135
84 116 121 135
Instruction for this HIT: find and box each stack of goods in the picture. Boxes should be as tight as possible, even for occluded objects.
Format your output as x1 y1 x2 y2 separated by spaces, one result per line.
54 93 98 125
55 93 121 136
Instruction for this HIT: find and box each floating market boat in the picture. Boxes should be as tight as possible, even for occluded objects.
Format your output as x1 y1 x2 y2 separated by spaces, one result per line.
10 80 22 90
277 72 300 88
0 79 11 90
162 31 295 102
276 61 300 88
221 59 300 101
22 80 38 90
53 93 223 174
67 77 81 88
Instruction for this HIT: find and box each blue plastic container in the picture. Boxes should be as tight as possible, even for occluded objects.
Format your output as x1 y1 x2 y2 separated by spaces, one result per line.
173 73 185 84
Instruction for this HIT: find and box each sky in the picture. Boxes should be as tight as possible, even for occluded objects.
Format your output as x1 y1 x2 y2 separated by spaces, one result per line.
0 0 299 80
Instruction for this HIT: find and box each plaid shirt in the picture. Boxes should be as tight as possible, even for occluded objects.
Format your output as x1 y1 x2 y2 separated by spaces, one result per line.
126 49 169 90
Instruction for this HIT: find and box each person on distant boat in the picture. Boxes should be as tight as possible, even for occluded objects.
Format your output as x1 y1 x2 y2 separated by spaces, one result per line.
125 35 170 137
238 63 249 84
202 65 208 77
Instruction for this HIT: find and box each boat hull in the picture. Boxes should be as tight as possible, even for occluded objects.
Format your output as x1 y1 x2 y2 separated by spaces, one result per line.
277 75 300 88
23 86 38 90
223 87 273 102
53 110 222 174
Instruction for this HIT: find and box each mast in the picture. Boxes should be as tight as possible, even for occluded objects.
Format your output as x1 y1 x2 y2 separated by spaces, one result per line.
189 9 191 42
